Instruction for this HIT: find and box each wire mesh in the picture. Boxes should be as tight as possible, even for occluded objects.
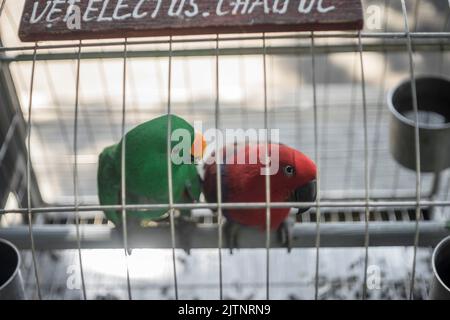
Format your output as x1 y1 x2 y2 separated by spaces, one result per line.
0 0 449 300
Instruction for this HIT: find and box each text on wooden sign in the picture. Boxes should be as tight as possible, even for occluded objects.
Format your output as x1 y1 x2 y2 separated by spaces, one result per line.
19 0 364 42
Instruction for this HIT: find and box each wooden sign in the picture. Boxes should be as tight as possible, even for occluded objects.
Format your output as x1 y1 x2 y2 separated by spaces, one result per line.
19 0 363 42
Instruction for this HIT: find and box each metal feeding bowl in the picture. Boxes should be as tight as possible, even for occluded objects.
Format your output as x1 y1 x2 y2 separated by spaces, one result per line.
430 236 450 300
388 76 450 173
0 239 25 300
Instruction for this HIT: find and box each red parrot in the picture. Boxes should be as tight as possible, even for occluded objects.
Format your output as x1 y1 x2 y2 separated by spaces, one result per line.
203 142 317 251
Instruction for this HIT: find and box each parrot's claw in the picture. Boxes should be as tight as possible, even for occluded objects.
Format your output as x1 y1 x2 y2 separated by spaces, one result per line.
176 217 196 255
224 220 240 254
277 217 295 253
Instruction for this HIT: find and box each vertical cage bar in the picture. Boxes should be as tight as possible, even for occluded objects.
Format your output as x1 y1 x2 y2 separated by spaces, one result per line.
73 39 87 300
238 54 249 129
371 0 390 190
97 57 120 141
358 32 370 300
262 33 271 301
70 66 98 152
26 42 42 300
166 35 179 300
319 48 330 188
294 38 303 148
413 0 421 32
215 34 224 300
400 0 422 300
269 55 276 129
120 37 133 300
343 52 359 192
311 31 322 301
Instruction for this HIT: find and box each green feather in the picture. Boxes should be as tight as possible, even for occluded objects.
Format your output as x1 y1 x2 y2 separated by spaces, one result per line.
97 114 201 226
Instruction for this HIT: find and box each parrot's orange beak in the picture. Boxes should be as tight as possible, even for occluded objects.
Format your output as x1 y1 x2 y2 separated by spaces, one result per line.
191 132 206 161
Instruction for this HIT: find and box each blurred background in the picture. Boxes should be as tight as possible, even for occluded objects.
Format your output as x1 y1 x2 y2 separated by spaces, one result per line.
0 0 449 299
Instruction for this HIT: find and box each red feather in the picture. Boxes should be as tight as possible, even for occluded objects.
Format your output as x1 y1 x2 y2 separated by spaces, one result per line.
203 143 316 230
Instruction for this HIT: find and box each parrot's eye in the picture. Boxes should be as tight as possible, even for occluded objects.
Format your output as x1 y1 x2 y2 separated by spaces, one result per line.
283 165 295 177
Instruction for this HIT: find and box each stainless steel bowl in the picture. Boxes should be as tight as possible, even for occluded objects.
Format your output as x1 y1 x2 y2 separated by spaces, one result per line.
430 236 450 300
388 76 450 173
0 238 25 300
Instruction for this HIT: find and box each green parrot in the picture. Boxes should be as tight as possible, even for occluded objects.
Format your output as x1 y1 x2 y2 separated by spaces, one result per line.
97 114 204 229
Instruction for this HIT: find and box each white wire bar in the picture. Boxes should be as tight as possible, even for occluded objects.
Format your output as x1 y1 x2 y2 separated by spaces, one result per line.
400 0 423 300
166 35 179 300
310 31 321 301
72 39 87 300
4 41 448 63
371 0 391 191
120 37 133 300
358 32 370 300
262 33 271 301
214 34 224 300
1 31 450 54
26 42 42 300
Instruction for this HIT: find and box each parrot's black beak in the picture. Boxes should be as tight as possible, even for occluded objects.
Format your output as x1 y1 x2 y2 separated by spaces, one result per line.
293 180 317 214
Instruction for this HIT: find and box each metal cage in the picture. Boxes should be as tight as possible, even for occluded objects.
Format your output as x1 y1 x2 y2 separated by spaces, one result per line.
0 0 449 300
